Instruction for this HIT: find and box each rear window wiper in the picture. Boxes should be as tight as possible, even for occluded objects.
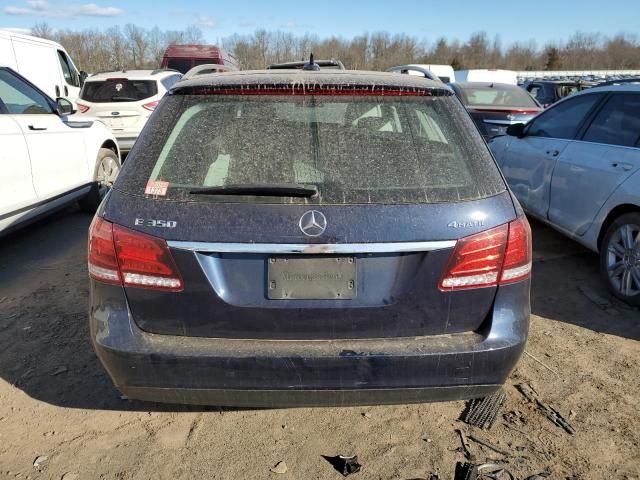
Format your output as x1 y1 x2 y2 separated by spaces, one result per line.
189 183 319 198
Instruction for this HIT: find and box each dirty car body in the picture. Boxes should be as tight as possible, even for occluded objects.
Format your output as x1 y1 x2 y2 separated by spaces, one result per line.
88 70 531 407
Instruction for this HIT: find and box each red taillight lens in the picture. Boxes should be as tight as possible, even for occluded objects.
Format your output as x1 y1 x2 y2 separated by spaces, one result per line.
88 218 183 292
88 216 120 284
439 216 532 291
439 224 508 290
76 103 90 113
500 216 532 284
142 100 159 111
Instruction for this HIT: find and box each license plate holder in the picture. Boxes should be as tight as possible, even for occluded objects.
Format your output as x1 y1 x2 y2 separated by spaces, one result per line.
267 256 356 300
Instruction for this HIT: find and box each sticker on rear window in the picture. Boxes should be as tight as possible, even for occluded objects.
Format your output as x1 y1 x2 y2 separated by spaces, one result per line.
145 180 169 196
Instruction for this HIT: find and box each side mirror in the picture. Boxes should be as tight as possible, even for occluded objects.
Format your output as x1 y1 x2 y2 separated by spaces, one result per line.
79 70 88 86
506 123 526 137
56 97 76 116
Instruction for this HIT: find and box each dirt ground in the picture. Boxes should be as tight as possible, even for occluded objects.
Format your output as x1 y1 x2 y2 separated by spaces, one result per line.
0 207 638 480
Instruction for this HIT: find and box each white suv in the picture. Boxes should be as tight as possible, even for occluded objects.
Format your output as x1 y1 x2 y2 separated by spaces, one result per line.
76 69 182 153
0 67 120 236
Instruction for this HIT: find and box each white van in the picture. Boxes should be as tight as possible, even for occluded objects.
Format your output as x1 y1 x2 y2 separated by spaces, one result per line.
454 69 518 85
0 29 85 101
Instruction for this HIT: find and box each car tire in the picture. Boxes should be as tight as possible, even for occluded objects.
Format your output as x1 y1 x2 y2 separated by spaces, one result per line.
600 212 640 306
79 148 121 212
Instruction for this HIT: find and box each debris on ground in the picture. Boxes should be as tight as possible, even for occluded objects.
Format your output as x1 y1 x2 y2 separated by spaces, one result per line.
322 454 362 476
33 455 48 469
269 461 288 474
524 351 558 375
454 462 516 480
61 473 80 480
361 412 371 419
467 434 510 457
462 389 506 429
51 366 68 376
455 429 473 460
516 384 576 435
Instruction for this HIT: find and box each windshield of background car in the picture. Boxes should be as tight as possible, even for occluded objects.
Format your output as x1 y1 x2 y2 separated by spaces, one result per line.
119 93 505 205
461 85 539 108
80 79 158 102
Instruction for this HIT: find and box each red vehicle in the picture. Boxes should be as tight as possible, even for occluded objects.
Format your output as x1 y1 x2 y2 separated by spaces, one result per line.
160 44 240 74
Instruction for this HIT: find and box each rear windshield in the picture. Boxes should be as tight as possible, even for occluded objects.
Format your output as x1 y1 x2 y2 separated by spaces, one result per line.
80 79 158 103
460 86 539 108
119 94 505 204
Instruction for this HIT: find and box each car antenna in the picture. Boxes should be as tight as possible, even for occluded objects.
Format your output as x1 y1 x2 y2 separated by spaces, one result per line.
303 52 320 71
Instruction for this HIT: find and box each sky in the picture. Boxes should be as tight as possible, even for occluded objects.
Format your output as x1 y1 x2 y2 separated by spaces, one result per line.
1 0 639 47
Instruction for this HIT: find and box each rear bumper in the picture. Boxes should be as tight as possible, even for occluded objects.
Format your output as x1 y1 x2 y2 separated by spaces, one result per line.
90 281 529 407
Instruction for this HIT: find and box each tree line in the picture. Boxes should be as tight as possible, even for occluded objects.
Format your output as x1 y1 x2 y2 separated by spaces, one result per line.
30 22 640 73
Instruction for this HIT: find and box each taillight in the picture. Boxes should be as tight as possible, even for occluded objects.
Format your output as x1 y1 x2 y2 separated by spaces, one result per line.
439 216 532 291
76 103 90 113
142 100 160 111
500 216 532 284
88 217 183 291
88 217 120 284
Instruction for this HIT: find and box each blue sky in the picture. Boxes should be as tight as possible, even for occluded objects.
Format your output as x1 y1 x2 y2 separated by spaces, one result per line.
1 0 639 47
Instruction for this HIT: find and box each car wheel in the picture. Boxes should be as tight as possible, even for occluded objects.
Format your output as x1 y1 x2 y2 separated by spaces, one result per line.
600 213 640 306
79 148 121 212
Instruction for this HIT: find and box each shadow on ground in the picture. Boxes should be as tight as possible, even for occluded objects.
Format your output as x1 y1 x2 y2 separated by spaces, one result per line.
0 207 218 412
0 210 637 411
528 219 640 340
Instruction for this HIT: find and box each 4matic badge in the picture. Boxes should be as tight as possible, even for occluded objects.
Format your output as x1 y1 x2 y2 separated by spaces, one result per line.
447 220 486 229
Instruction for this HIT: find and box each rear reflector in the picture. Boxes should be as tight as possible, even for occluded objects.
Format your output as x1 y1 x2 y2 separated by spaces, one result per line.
88 217 183 292
439 216 532 291
76 103 90 114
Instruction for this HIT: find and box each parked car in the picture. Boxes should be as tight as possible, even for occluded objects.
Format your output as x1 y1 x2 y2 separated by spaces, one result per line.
88 68 532 407
0 67 119 236
75 69 182 153
387 64 455 83
490 84 640 305
0 29 87 101
160 44 239 74
454 69 518 85
449 82 542 140
524 80 592 108
267 58 345 70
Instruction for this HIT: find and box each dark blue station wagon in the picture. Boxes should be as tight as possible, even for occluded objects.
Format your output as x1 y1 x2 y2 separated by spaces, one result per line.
88 68 531 407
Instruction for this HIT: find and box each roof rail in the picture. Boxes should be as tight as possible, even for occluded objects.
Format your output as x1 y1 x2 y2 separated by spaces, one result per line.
594 77 640 87
91 69 127 76
151 68 181 75
386 65 440 82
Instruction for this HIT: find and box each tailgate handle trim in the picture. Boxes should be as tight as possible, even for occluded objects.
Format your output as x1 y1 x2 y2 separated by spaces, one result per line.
167 240 456 254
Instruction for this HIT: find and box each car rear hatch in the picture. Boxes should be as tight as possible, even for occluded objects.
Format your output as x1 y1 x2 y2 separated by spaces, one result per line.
95 76 524 341
459 83 541 137
78 77 158 131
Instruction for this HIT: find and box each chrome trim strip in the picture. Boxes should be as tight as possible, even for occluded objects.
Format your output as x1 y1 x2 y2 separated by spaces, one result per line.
483 119 521 125
167 240 457 254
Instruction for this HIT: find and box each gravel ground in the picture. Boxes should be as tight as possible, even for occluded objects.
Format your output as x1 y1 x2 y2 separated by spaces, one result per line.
0 207 638 480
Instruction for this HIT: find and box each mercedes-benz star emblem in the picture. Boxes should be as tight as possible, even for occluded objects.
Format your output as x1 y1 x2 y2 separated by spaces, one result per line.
299 210 327 237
